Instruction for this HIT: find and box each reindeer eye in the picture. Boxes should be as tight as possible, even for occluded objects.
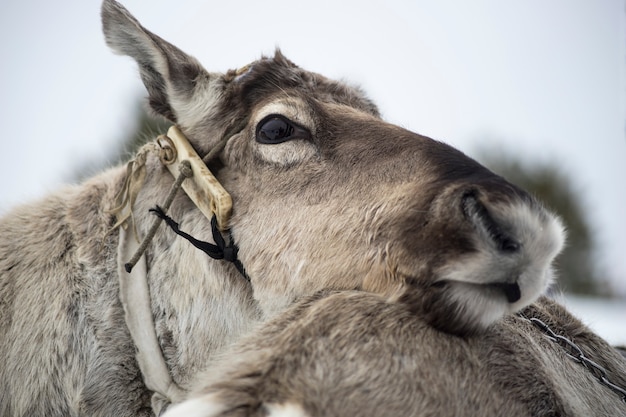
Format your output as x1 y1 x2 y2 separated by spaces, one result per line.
256 115 308 144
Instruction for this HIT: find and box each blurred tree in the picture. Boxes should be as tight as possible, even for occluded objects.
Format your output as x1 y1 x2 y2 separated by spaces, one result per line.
115 103 171 164
475 148 610 296
71 101 169 182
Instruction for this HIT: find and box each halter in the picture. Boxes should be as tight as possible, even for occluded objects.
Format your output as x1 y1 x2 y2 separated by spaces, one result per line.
114 125 247 414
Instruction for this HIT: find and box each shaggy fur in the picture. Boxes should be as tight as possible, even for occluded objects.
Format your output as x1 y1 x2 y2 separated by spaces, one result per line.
1 1 567 415
167 292 626 417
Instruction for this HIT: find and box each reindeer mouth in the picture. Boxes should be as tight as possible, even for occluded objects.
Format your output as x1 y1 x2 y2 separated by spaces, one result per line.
462 192 520 253
490 282 521 303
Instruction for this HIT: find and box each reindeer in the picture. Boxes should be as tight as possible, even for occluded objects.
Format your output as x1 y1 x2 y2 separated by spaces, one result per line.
0 1 577 415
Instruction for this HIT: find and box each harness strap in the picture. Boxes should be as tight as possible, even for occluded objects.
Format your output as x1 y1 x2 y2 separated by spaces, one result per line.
113 125 248 414
117 221 185 408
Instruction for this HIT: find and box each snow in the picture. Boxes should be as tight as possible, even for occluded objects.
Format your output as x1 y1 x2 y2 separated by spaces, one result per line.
560 294 626 346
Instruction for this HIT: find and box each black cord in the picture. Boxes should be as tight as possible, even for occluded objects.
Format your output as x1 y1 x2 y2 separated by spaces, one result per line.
149 206 250 282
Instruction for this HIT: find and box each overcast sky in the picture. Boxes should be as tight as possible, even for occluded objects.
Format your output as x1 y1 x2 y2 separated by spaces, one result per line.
1 1 624 300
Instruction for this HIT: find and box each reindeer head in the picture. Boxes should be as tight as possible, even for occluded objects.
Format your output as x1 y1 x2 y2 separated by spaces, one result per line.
102 0 564 336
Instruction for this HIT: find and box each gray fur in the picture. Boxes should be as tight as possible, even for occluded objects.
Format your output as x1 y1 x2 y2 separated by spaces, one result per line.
1 1 567 415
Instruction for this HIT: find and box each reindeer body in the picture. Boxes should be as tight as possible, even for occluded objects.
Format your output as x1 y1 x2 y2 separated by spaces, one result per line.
3 1 615 416
168 292 626 417
0 167 259 416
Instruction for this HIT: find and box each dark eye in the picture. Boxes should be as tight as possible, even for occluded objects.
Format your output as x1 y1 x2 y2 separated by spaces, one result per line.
256 115 308 144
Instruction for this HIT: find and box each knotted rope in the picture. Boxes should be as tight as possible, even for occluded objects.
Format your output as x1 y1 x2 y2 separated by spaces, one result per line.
108 143 157 240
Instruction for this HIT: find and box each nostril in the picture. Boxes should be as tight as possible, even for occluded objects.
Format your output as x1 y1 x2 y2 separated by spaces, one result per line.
500 238 520 253
461 191 484 223
461 191 521 253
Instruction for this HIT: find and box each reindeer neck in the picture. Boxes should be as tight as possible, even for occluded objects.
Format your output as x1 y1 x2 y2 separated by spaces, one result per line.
117 152 261 390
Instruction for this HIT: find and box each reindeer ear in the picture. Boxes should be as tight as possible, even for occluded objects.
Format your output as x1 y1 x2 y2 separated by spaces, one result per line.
101 0 207 122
